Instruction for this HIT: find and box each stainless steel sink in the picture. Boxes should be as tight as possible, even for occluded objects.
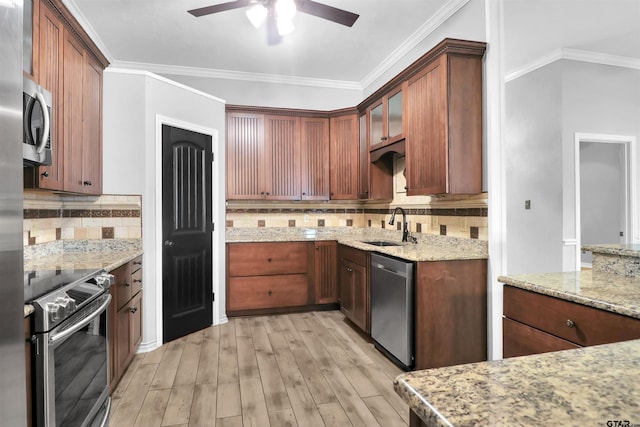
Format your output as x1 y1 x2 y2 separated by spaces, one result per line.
361 240 403 247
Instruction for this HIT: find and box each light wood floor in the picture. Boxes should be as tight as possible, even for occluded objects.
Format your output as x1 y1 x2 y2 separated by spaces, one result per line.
109 310 409 427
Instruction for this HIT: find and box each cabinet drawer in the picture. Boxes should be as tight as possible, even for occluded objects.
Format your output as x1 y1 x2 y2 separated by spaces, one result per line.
338 244 368 267
131 266 143 296
503 317 579 358
113 264 131 310
229 274 308 310
228 242 308 276
504 286 640 347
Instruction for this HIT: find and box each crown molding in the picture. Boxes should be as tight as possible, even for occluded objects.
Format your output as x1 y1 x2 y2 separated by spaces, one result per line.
505 48 640 82
61 0 114 63
109 60 362 91
360 0 470 90
105 67 226 104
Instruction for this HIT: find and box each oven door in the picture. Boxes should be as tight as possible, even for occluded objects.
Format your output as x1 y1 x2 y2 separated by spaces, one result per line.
35 293 111 427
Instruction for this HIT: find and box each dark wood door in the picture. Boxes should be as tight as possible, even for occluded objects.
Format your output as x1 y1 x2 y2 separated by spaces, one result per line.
300 117 330 200
329 113 359 200
406 55 447 195
162 124 213 343
36 2 64 190
226 112 264 199
264 115 300 200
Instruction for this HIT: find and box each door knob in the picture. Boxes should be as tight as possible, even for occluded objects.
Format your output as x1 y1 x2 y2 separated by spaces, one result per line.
164 240 175 247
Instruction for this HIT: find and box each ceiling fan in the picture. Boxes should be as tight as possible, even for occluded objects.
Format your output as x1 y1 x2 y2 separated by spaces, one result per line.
188 0 359 45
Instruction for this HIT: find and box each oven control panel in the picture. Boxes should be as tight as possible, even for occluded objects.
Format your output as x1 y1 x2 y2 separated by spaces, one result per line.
46 296 77 323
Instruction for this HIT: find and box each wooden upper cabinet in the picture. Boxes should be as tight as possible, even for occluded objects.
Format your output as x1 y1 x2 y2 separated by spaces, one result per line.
329 113 359 200
62 30 85 194
226 112 265 199
368 82 406 150
358 113 370 199
405 42 484 195
300 117 330 200
34 1 64 190
82 55 103 195
264 115 301 200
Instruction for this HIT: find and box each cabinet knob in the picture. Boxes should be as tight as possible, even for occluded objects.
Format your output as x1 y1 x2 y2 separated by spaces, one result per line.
41 171 49 178
268 290 272 296
346 267 353 272
381 136 388 141
267 258 272 262
83 180 92 186
566 319 575 328
130 307 138 314
124 282 130 287
164 240 174 247
302 192 306 195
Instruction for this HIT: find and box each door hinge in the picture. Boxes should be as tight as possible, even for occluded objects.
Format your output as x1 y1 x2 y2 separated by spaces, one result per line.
212 222 215 232
211 152 215 162
620 231 624 237
212 292 215 302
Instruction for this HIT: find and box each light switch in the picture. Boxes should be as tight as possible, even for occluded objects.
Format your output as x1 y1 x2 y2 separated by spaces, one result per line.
525 200 531 210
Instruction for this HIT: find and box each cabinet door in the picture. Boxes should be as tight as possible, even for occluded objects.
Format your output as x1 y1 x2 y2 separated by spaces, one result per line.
351 262 369 333
368 101 384 148
108 286 118 392
300 117 330 200
130 291 143 352
358 113 370 199
339 259 355 319
329 114 358 200
35 1 64 190
406 55 448 195
314 241 337 304
264 115 300 200
226 112 265 199
116 301 132 374
62 30 85 194
386 84 405 144
81 55 102 194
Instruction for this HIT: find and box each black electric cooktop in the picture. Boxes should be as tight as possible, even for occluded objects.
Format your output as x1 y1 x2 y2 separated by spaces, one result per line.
24 267 104 303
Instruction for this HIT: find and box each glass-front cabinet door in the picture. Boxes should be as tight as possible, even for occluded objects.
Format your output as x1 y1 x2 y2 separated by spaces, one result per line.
369 101 384 148
387 88 404 141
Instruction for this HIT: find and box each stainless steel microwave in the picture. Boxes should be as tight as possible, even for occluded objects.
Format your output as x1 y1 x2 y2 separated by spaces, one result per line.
23 76 52 166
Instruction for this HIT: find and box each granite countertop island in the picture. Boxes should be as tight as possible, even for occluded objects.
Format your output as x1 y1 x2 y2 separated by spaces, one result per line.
395 243 640 426
394 339 640 426
226 227 488 262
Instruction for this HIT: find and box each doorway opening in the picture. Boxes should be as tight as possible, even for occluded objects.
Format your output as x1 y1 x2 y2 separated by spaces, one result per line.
575 133 636 269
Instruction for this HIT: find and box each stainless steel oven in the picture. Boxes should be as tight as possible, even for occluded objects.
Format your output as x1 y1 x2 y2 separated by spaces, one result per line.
29 270 114 427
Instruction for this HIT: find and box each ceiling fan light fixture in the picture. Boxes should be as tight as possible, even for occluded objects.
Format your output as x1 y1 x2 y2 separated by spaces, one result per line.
246 4 267 28
275 0 296 20
276 17 295 35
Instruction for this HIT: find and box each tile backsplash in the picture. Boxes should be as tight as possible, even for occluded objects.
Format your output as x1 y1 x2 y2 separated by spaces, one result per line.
226 193 488 240
23 191 142 246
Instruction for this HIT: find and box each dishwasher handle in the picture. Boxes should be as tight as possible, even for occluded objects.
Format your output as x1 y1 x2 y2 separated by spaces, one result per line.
372 262 407 278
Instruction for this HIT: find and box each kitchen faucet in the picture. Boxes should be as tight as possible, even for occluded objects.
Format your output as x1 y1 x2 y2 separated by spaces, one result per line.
389 207 412 242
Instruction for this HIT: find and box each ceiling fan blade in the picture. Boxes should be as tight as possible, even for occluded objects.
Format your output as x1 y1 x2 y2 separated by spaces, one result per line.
266 13 282 45
188 0 253 17
296 0 359 27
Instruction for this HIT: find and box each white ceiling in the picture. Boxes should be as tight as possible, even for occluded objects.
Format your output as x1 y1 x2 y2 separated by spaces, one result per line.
67 0 640 86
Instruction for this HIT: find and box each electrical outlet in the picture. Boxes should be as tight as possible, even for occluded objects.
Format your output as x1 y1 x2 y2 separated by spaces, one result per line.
525 200 531 210
303 214 310 223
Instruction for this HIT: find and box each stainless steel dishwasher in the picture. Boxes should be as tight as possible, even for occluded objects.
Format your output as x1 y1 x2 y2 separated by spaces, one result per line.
370 253 414 369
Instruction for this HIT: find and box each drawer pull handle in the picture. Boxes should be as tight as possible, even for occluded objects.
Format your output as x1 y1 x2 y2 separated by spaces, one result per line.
346 268 353 272
268 290 272 296
133 279 142 283
130 307 138 314
566 319 575 328
124 282 131 287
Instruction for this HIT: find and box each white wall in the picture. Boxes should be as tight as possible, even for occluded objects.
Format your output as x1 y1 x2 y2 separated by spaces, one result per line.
504 62 564 274
562 61 640 249
165 75 362 110
504 60 640 275
103 69 226 351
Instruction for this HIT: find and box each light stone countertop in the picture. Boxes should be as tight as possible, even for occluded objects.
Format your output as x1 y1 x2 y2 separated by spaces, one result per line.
394 339 640 427
225 227 488 262
583 243 640 258
498 270 640 319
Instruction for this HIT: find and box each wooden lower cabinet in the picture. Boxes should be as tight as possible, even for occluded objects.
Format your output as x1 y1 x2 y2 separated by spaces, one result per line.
414 259 487 369
337 244 369 333
226 241 338 316
109 255 143 392
503 285 640 357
